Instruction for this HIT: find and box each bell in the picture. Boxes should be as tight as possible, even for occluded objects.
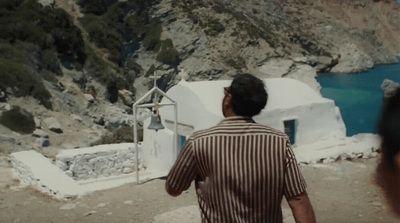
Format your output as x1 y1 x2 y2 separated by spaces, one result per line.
148 113 165 131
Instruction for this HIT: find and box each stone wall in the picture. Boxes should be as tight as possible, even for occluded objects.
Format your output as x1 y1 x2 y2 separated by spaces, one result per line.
56 143 144 181
11 150 82 199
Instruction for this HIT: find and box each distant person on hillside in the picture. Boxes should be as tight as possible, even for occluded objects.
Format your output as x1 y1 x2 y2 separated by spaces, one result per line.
375 87 400 217
165 73 316 222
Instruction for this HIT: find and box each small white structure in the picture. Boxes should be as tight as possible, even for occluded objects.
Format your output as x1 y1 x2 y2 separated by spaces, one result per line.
11 143 165 199
142 78 346 173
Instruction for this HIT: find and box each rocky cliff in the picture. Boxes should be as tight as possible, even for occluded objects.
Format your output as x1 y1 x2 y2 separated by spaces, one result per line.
0 0 399 156
135 0 400 96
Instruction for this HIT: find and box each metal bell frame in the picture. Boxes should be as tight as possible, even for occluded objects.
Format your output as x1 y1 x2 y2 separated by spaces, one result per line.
132 73 178 183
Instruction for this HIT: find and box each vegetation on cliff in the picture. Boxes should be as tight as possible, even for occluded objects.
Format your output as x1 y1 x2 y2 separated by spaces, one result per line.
0 0 398 151
0 106 35 134
0 0 85 108
0 0 162 106
78 0 165 66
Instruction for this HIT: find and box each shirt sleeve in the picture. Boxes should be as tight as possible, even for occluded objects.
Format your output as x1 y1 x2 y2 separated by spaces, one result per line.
166 137 197 192
283 140 307 198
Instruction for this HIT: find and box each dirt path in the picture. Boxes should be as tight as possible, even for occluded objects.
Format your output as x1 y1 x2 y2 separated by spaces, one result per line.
0 158 398 223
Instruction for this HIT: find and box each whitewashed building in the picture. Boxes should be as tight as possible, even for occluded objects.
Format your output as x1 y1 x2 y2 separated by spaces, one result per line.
142 78 346 174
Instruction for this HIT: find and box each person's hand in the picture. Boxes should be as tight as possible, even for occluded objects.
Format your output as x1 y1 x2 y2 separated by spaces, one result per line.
195 176 207 196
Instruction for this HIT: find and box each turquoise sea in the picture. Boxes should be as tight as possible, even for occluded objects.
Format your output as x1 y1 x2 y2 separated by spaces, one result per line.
317 62 400 136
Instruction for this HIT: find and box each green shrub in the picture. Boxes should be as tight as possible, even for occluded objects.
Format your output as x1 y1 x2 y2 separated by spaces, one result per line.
244 23 262 39
122 70 137 92
0 0 86 70
126 57 142 74
40 49 62 76
145 64 156 77
83 45 113 84
79 5 127 65
0 63 53 108
156 39 180 67
230 31 239 37
0 106 36 134
126 13 147 36
77 0 118 15
80 0 159 66
0 42 53 109
212 3 228 14
49 8 86 67
40 70 58 83
231 11 247 22
0 58 28 93
80 14 122 62
204 18 225 37
32 87 52 109
95 126 141 145
225 56 247 70
180 0 206 12
187 12 199 24
142 21 162 51
0 0 24 9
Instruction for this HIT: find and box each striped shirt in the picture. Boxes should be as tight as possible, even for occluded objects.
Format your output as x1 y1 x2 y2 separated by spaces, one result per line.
166 116 306 223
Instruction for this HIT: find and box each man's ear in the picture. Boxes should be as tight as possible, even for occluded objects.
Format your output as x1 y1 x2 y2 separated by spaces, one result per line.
394 152 400 169
224 94 232 107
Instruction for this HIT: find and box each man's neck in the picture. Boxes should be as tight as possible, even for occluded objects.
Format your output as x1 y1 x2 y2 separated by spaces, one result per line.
223 110 236 117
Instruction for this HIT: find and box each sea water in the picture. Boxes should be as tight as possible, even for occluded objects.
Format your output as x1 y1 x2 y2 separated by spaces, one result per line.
317 63 400 136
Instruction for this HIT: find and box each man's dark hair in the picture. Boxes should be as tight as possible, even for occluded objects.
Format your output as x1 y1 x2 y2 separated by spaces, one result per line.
378 87 400 168
229 73 268 117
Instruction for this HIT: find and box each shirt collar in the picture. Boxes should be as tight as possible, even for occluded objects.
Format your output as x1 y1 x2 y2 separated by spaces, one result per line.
221 116 256 124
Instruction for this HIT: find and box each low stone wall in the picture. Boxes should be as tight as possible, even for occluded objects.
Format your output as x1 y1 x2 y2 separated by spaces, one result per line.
11 150 82 199
56 143 144 181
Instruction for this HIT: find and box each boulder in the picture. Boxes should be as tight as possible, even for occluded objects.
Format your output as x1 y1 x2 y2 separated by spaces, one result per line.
69 114 83 122
84 94 95 103
104 106 134 131
330 43 374 74
381 79 400 99
0 88 7 102
2 103 11 111
35 137 50 147
38 0 55 7
44 117 63 133
118 90 134 106
34 117 41 128
32 129 49 138
0 155 11 168
0 135 30 153
92 114 105 125
258 59 294 78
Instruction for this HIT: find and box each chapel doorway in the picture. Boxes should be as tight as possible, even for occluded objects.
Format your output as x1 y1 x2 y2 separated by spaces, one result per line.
284 119 296 145
179 135 186 151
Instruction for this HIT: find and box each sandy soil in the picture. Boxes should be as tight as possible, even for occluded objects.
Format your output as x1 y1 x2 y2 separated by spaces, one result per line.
0 158 398 223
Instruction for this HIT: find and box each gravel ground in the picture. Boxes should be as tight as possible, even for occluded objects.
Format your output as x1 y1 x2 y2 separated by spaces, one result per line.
0 157 398 223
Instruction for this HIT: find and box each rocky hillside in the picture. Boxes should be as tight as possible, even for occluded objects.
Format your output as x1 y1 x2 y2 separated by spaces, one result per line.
0 0 399 157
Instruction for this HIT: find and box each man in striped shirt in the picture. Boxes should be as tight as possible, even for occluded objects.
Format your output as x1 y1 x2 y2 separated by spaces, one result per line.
166 73 316 223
